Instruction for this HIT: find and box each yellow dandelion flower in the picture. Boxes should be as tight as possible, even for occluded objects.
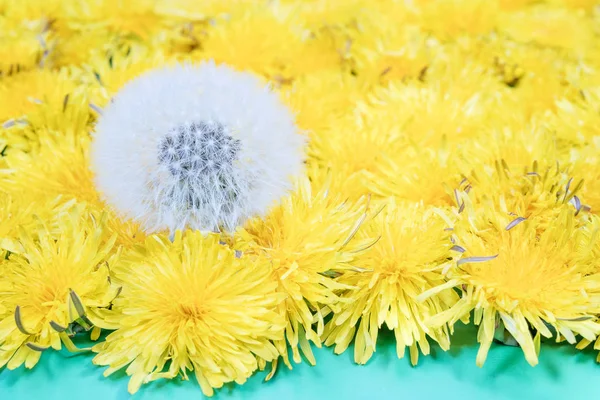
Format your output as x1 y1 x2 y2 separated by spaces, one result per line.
415 0 498 40
1 135 98 206
233 178 372 372
568 142 600 214
553 0 600 12
199 6 339 81
335 3 427 83
0 134 146 247
55 0 162 39
477 37 579 116
280 0 366 29
423 210 600 367
0 192 77 254
82 49 170 106
0 205 119 370
363 147 460 207
0 68 79 124
457 158 585 234
352 24 431 85
281 70 369 132
360 70 504 151
323 199 460 365
47 29 123 67
456 120 558 176
497 0 536 11
549 94 600 151
500 6 595 55
0 0 61 21
155 0 256 21
92 231 284 396
307 113 404 201
0 20 47 75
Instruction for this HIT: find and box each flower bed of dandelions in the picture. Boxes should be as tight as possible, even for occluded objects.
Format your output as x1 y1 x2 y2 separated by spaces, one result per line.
2 0 600 397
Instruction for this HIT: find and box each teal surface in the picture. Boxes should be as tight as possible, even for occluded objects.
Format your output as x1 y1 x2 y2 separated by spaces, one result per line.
0 323 597 400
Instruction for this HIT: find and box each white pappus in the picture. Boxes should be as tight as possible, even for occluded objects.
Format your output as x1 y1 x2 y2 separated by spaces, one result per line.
91 62 305 234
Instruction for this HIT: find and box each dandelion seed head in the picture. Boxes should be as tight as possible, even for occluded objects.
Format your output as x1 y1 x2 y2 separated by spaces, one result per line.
91 62 305 234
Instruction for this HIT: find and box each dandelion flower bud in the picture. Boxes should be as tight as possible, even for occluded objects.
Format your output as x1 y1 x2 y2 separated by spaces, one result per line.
91 62 305 234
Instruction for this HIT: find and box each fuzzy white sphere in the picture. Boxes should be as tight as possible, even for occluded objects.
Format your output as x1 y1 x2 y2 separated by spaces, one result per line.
91 62 305 233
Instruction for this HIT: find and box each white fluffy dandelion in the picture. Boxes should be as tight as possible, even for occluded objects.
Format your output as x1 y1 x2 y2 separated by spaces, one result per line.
91 62 305 234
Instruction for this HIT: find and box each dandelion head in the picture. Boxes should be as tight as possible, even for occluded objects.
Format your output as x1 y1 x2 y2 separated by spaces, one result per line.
0 206 118 370
426 210 600 367
234 178 371 370
324 200 459 366
91 62 305 234
92 231 284 396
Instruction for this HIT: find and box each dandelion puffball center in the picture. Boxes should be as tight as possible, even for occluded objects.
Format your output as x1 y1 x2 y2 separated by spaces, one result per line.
91 62 305 234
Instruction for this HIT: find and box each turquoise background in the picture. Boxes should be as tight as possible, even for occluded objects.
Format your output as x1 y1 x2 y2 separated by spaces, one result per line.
0 323 597 399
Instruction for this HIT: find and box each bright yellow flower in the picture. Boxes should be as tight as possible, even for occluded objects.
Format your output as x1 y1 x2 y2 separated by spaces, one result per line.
155 0 256 20
55 0 162 39
0 68 80 124
500 6 595 55
0 134 147 248
281 70 370 132
324 199 459 365
0 205 119 370
549 93 600 151
199 6 339 80
568 142 600 214
0 20 46 75
352 24 431 85
92 231 284 396
82 49 170 106
360 70 504 151
0 135 99 206
423 210 600 367
0 192 78 254
0 0 61 21
234 178 372 373
415 0 498 40
363 147 460 207
456 120 559 176
456 158 586 235
307 112 404 201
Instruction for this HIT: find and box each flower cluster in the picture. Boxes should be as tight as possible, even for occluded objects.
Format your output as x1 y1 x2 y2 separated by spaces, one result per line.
2 0 600 397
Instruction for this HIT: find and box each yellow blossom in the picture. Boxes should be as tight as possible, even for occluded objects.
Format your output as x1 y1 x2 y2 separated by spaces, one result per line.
0 205 119 370
93 231 285 396
234 178 372 373
423 210 600 367
324 199 460 365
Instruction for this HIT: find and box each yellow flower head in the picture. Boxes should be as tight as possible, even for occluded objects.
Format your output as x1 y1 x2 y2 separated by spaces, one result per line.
550 95 600 151
93 231 284 397
351 5 431 84
456 120 558 177
1 135 98 206
55 0 162 39
424 209 600 367
568 142 600 215
0 20 46 75
360 70 503 151
500 6 595 55
234 178 372 371
0 205 118 370
307 111 404 201
0 68 80 124
199 6 339 80
416 0 498 40
458 159 585 233
281 70 369 133
324 199 459 365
